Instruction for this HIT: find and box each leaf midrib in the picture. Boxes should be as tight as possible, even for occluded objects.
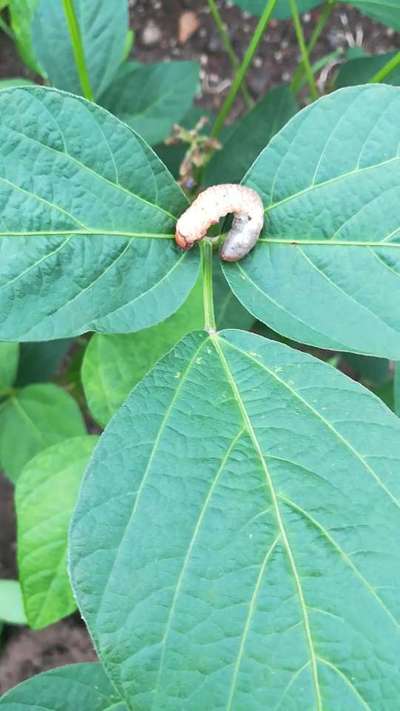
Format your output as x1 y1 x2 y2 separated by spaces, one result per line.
0 231 173 239
223 338 400 513
258 238 400 249
279 494 400 631
212 333 323 711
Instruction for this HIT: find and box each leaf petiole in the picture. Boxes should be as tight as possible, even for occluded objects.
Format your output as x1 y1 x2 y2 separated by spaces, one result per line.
211 0 278 139
201 239 216 333
207 0 253 109
370 51 400 84
289 0 319 100
290 0 336 94
62 0 94 101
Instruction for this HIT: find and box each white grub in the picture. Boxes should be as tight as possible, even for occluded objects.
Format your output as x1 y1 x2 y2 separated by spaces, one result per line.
175 184 264 262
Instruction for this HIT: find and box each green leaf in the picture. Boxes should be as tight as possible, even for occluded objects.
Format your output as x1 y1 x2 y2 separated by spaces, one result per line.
71 329 400 708
0 86 198 341
223 84 400 359
8 0 41 74
336 52 400 87
100 61 200 146
16 339 72 386
350 0 400 30
32 0 128 98
16 436 97 629
82 279 203 426
0 343 19 389
205 86 297 185
0 383 85 482
0 580 26 625
0 663 128 709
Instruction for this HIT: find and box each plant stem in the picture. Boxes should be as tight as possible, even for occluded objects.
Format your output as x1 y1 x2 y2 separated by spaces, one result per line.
289 0 319 100
370 51 400 83
201 240 216 333
211 0 278 139
290 0 336 93
62 0 94 101
0 15 15 41
208 0 253 109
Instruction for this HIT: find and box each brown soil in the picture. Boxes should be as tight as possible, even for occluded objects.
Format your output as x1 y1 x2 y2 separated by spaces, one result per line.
0 618 97 694
0 0 399 696
131 0 400 117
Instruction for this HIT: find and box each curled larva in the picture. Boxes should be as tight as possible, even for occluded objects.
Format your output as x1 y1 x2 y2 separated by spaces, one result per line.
175 184 264 262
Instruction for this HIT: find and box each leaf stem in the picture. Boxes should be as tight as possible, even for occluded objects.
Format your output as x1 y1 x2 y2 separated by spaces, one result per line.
289 0 319 100
62 0 94 101
201 240 216 333
370 51 400 83
211 0 278 139
207 0 253 109
290 0 336 94
0 15 15 41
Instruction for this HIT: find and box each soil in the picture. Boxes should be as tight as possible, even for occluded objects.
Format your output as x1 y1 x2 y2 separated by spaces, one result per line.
0 0 399 696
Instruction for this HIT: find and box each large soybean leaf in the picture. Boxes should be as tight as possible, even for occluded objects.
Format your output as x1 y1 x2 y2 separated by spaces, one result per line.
205 86 297 186
0 383 85 482
8 0 41 74
0 663 128 710
0 580 26 625
0 343 18 389
223 85 400 358
336 52 400 87
32 0 128 98
0 87 198 341
16 436 97 629
71 329 400 708
100 61 200 146
82 279 203 427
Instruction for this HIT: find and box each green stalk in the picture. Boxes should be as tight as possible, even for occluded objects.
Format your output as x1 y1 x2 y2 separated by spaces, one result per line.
62 0 94 101
211 0 278 139
289 0 319 100
291 0 336 94
208 0 253 109
0 15 15 41
201 240 216 333
370 51 400 84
